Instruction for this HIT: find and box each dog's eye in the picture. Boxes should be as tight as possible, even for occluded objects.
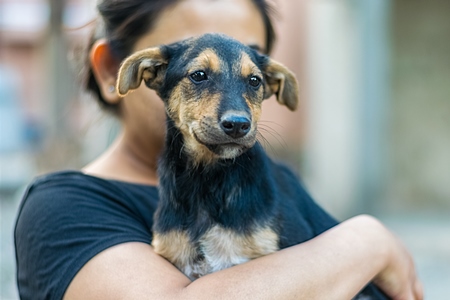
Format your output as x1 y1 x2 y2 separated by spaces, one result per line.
190 71 208 83
249 76 261 88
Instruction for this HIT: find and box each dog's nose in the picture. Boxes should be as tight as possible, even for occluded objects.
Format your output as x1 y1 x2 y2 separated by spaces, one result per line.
220 115 251 139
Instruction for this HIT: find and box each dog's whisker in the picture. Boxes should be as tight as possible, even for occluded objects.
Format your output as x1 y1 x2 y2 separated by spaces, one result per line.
258 129 283 152
257 124 288 150
179 144 185 159
258 122 289 149
258 120 286 130
257 130 278 156
256 132 270 149
258 123 283 139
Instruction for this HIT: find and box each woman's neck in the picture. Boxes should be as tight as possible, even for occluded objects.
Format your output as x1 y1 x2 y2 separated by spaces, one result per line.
82 131 161 186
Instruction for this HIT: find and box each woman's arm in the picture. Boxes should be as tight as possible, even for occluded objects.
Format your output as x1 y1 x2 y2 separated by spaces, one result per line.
64 215 423 300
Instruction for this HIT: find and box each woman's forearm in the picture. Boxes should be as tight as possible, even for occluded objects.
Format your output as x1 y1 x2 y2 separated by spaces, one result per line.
181 215 420 300
64 215 422 300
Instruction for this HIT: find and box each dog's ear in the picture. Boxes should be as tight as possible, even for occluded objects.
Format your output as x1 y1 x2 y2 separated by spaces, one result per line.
263 59 299 111
116 47 168 97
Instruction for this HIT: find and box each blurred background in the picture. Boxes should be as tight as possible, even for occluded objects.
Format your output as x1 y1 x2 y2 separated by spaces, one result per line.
1 0 449 298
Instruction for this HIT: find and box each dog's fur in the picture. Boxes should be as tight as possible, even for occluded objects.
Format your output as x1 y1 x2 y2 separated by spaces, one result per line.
116 33 388 299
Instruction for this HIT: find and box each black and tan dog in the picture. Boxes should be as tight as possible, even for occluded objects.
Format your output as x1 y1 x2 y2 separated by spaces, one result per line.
116 33 388 299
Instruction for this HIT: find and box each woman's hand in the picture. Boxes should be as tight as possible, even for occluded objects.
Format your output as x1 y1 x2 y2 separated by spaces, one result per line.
293 214 424 300
369 217 424 300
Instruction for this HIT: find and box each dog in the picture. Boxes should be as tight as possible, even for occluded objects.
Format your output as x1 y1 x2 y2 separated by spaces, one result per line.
116 33 388 299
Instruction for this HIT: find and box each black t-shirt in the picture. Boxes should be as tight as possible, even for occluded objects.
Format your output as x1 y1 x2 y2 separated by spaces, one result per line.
15 171 159 299
14 170 385 300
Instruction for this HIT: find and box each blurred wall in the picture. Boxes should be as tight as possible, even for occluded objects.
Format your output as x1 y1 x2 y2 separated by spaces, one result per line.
387 0 450 213
302 0 391 218
302 0 450 217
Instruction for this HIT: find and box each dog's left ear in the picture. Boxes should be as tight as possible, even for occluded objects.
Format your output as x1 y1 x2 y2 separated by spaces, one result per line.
116 47 168 97
263 59 299 111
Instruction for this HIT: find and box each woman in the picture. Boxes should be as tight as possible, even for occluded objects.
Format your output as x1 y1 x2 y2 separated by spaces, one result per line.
15 0 423 299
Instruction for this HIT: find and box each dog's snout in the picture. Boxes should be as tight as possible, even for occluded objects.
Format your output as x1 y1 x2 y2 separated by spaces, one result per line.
220 115 251 139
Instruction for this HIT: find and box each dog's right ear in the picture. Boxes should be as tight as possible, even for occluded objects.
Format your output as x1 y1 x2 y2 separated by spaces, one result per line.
116 47 168 97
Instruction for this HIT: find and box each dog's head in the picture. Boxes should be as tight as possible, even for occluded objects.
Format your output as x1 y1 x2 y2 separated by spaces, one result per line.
117 33 298 164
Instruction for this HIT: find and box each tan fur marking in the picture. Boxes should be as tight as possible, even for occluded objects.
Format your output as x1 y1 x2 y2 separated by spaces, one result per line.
152 226 278 279
152 231 194 266
210 225 278 258
166 83 183 124
246 98 262 127
200 225 279 273
184 136 218 166
167 81 222 165
152 231 207 279
187 48 222 73
239 51 263 78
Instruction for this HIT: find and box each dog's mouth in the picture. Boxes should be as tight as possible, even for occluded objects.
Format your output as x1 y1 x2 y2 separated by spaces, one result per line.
192 132 254 159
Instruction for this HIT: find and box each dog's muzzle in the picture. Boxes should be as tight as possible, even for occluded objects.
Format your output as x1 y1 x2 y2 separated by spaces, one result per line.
190 113 256 159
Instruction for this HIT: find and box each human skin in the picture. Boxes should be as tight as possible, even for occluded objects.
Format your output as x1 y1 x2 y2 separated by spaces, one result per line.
69 0 423 299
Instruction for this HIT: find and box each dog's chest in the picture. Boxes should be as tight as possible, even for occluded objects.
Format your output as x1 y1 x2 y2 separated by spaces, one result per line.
153 141 280 279
152 225 279 280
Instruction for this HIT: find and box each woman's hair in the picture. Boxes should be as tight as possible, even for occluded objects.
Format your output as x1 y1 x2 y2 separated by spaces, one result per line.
84 0 276 116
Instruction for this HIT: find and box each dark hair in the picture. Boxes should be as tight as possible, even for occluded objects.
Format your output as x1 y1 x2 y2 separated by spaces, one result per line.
84 0 276 116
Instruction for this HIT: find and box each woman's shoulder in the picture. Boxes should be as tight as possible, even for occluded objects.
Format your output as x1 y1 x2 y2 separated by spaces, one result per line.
15 170 159 299
21 170 158 210
16 170 159 237
25 169 158 193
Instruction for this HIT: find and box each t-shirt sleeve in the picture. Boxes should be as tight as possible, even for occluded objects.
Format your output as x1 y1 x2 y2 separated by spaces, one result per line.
14 174 154 300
